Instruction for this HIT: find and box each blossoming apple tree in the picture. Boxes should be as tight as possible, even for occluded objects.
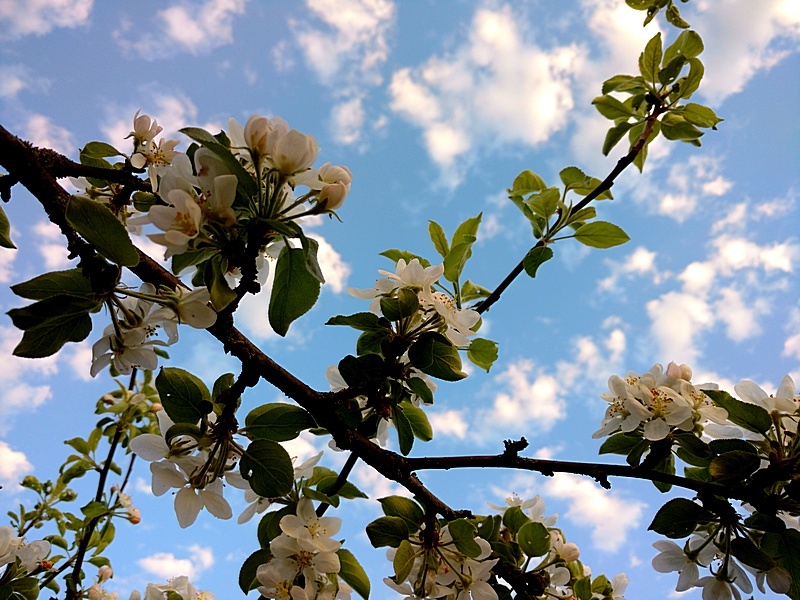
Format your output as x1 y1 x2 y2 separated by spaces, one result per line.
0 1 797 599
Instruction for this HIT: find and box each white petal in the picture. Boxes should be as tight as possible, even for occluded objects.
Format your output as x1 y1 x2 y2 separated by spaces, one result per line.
175 487 203 528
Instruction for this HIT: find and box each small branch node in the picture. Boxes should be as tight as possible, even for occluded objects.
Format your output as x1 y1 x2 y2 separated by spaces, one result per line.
503 437 529 456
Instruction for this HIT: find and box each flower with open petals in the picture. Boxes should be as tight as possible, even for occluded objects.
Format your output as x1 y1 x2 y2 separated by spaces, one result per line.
279 498 342 552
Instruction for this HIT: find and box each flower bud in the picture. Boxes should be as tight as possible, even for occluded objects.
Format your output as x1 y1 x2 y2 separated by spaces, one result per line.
243 115 271 158
98 565 113 582
128 507 141 525
87 584 103 600
267 128 319 175
318 182 349 210
151 402 163 413
130 110 162 144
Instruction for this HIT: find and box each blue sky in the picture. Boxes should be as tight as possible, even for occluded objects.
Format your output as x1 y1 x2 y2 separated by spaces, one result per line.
0 0 799 598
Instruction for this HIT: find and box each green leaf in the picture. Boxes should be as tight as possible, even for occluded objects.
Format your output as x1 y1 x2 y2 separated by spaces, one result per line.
8 296 98 358
502 506 530 534
467 337 498 372
327 312 388 331
357 329 389 355
665 4 690 28
258 506 294 547
239 440 294 498
405 377 434 405
680 58 704 99
379 496 423 529
451 214 482 247
408 332 467 381
523 246 554 278
510 170 547 195
66 195 139 267
602 121 634 155
380 288 420 321
460 280 491 302
681 103 723 129
648 498 711 538
764 529 800 599
573 576 592 600
239 549 272 593
393 539 416 582
448 519 483 558
394 406 414 456
338 548 371 600
245 403 317 442
300 234 325 284
212 372 235 401
163 423 202 447
572 221 630 248
708 451 761 482
11 269 94 300
476 514 502 542
380 249 430 268
639 32 662 83
402 402 433 441
156 367 211 424
704 389 772 434
171 247 218 276
443 242 473 284
338 354 385 387
207 255 237 311
316 477 368 500
428 221 449 258
269 246 321 336
663 30 704 66
601 74 641 94
0 204 15 249
592 95 633 120
730 536 776 571
366 515 409 548
599 432 642 456
180 127 258 197
660 115 704 142
81 141 123 158
517 521 551 558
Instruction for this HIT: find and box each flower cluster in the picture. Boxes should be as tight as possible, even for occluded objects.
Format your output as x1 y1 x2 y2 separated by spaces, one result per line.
129 408 239 528
127 110 180 189
0 526 50 573
128 575 214 600
593 361 727 441
91 283 216 377
350 258 480 348
256 498 349 600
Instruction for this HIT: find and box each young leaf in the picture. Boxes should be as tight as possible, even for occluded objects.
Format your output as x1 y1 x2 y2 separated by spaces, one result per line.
523 246 554 278
639 32 662 83
428 221 449 258
380 249 431 268
327 312 385 331
66 195 140 267
451 214 482 247
443 242 474 284
379 496 424 528
517 521 551 558
510 170 546 195
393 539 416 582
602 121 634 155
573 221 630 249
704 389 772 434
467 338 498 372
448 519 483 558
401 402 433 441
269 246 321 336
592 95 633 120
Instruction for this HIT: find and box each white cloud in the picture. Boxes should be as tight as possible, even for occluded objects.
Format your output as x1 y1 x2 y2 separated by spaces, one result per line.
543 473 645 552
0 246 16 284
115 0 247 58
138 544 214 581
66 342 93 382
646 156 732 222
598 246 660 292
485 359 565 431
692 0 800 103
292 0 395 144
428 409 468 439
0 441 32 486
646 291 713 364
713 286 768 342
31 220 71 269
0 65 48 98
312 234 351 294
389 4 584 185
0 0 92 39
0 326 57 434
24 114 75 156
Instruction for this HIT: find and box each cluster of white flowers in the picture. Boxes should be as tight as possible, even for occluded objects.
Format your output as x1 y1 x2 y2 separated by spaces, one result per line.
0 526 50 573
128 575 214 600
384 521 498 600
256 498 350 600
129 409 240 528
593 362 728 441
350 258 480 348
127 110 180 190
91 283 216 377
